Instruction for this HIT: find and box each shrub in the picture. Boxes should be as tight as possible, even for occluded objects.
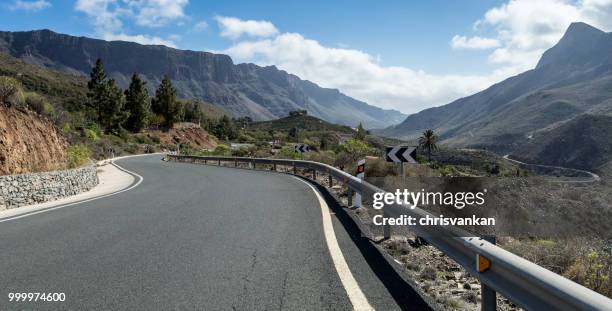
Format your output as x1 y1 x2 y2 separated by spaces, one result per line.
335 138 372 163
565 249 611 297
278 146 301 159
419 266 437 280
62 122 72 134
237 133 255 143
503 238 611 297
67 144 92 168
24 92 54 116
365 158 397 177
83 124 101 142
0 76 24 107
211 144 231 156
84 128 98 142
231 147 250 157
305 150 336 165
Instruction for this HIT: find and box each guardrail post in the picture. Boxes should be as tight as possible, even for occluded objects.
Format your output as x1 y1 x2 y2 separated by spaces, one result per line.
383 209 391 239
252 159 256 169
347 189 353 206
273 163 276 171
328 174 333 187
481 236 497 311
354 159 365 208
218 159 221 166
312 169 316 180
235 159 238 167
293 163 297 174
204 159 207 164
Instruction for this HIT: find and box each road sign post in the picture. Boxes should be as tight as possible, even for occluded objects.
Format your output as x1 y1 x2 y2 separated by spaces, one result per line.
294 143 310 160
385 146 417 178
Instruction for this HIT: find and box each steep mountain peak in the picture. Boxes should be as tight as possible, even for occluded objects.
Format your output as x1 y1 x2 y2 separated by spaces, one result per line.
536 22 608 68
565 22 604 37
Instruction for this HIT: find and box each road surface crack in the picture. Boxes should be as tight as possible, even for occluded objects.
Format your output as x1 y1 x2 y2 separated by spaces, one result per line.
232 249 258 310
278 271 289 310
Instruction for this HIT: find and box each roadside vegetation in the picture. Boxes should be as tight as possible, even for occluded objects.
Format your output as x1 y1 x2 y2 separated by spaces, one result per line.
0 55 235 163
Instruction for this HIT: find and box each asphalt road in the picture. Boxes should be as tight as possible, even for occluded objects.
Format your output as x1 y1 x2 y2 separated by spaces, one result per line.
0 155 431 310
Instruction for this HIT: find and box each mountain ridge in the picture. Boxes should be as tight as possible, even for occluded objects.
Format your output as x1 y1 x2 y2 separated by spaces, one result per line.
378 22 612 156
0 29 405 128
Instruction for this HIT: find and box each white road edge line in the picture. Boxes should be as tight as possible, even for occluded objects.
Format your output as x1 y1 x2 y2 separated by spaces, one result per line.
0 160 144 223
293 176 374 311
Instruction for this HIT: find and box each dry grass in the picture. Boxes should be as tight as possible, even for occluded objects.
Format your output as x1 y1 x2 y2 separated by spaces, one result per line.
502 237 611 297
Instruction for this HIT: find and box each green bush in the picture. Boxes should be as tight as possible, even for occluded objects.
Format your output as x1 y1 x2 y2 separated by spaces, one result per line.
0 76 24 107
278 146 301 159
211 144 231 156
335 138 372 162
62 123 72 134
67 144 92 168
237 133 255 143
231 147 250 157
24 92 54 116
84 129 98 142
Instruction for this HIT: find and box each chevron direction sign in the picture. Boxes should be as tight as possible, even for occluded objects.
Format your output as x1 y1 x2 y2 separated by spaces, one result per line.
294 144 310 153
385 146 417 163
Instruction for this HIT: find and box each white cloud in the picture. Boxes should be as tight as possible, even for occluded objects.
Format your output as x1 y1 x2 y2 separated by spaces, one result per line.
223 32 506 113
456 0 612 73
74 0 184 47
75 0 125 34
127 0 189 27
451 35 500 49
220 0 612 114
194 20 208 31
103 32 176 47
9 0 51 11
215 16 278 39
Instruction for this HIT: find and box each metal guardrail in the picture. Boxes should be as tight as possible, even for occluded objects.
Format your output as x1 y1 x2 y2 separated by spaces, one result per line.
167 154 612 311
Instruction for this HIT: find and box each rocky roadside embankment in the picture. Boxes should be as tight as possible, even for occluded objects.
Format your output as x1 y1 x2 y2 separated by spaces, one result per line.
0 164 98 210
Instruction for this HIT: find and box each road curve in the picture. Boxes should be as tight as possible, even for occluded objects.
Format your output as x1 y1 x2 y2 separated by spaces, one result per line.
0 155 431 310
502 154 601 182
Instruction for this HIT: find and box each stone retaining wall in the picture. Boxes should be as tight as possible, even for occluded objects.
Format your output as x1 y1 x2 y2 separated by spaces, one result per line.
0 165 98 210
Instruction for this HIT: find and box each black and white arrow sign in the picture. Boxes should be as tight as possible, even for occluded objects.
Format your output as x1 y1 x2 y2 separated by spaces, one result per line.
385 146 417 163
294 144 310 153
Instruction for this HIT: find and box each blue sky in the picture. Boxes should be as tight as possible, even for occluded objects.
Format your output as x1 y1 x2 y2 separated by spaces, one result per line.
1 0 612 113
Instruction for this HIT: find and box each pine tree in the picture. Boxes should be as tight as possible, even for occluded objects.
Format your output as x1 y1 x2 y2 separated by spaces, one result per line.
182 101 204 124
99 79 128 134
355 122 367 141
213 115 237 140
124 73 150 132
152 75 181 128
87 58 107 123
288 127 299 142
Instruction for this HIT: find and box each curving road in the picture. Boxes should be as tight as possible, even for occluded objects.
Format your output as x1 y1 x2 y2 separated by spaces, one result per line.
0 155 431 310
502 154 601 182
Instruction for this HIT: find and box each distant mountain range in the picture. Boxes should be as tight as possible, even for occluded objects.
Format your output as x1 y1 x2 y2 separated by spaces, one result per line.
0 29 405 129
379 22 612 172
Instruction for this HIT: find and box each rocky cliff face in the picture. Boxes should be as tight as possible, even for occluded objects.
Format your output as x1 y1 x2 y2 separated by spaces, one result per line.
0 106 67 175
0 29 405 128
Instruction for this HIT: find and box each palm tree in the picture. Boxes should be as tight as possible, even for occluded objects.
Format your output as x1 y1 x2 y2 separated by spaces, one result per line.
418 129 438 162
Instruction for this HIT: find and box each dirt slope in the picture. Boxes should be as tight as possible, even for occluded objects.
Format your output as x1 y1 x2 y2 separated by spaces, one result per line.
0 106 67 175
151 122 217 150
